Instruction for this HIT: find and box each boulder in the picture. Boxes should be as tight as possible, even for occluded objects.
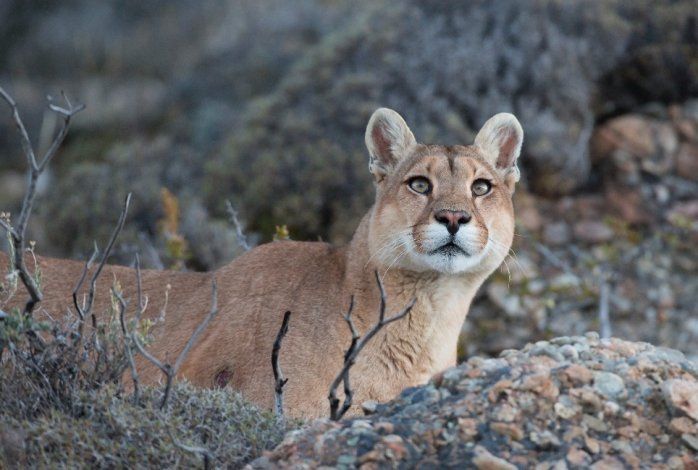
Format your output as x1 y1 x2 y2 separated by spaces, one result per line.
250 335 698 468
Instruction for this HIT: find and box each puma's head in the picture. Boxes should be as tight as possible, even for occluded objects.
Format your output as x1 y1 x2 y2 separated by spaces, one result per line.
365 108 523 275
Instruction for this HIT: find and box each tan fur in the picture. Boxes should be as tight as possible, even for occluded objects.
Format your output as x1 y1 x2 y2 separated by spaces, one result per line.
0 109 522 418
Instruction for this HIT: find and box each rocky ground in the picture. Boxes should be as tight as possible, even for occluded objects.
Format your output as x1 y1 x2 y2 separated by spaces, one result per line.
466 102 698 363
251 335 698 468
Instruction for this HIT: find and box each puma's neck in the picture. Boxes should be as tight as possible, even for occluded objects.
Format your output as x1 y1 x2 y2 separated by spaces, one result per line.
344 211 487 380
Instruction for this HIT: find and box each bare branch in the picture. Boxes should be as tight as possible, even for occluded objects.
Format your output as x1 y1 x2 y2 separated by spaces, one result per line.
0 86 38 171
72 243 99 323
132 279 218 409
73 193 132 332
112 287 140 403
272 310 291 417
328 274 416 421
0 86 85 317
225 200 251 251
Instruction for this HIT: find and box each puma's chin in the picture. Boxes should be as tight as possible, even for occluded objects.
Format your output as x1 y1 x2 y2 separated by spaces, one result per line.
412 244 487 275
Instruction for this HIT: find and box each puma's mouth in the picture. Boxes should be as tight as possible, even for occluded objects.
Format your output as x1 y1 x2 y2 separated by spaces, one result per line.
430 241 469 257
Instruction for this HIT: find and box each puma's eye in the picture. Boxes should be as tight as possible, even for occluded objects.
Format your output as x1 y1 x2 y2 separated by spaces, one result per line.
472 179 492 196
408 177 432 195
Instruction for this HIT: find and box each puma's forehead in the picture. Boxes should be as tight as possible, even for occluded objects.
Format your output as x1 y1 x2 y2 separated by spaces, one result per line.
392 144 500 183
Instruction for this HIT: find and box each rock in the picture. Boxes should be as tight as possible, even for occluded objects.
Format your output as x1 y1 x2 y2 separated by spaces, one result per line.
604 186 652 224
487 282 522 318
662 380 698 421
253 337 698 467
593 372 626 399
668 200 698 229
682 434 698 452
561 364 594 385
590 115 678 176
573 220 615 243
361 400 378 415
676 143 698 181
472 445 516 470
542 222 571 246
590 116 657 162
669 417 697 435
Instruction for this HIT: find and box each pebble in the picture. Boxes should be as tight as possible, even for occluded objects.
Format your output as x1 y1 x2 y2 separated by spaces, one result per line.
472 445 516 470
593 372 625 398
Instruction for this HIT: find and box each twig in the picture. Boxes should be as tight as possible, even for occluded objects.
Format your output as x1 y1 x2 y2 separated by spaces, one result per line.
168 427 213 470
271 311 291 417
72 243 99 324
328 272 416 421
112 288 140 403
225 200 251 251
0 87 85 317
73 193 132 328
132 280 219 409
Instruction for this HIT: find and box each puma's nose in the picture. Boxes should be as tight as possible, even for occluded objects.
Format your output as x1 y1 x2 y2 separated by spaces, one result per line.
434 210 471 235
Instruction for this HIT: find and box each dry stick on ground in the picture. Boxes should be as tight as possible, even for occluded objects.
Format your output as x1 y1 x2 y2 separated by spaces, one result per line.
271 310 291 417
132 280 219 409
0 87 85 317
328 272 416 421
225 200 251 251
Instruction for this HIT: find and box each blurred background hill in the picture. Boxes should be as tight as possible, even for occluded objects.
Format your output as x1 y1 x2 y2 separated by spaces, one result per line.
1 0 696 359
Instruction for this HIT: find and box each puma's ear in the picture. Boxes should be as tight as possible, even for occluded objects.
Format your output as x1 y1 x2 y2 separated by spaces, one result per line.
365 108 416 182
474 113 523 186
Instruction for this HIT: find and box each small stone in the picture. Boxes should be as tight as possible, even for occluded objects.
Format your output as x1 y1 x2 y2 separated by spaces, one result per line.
676 143 698 181
554 402 579 420
382 435 408 460
490 422 524 441
566 447 591 466
593 372 626 398
337 454 356 465
562 364 594 385
603 401 620 416
529 430 561 449
362 400 378 415
589 456 625 470
543 222 571 246
459 418 479 439
584 436 601 454
583 414 609 433
663 380 698 421
492 404 519 423
472 445 516 470
550 273 582 290
488 380 514 403
573 220 614 243
521 373 560 399
559 345 579 360
682 434 698 452
374 421 395 435
670 417 697 435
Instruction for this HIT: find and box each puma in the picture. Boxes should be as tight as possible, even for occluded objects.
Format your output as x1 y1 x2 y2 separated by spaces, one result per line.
1 108 523 418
